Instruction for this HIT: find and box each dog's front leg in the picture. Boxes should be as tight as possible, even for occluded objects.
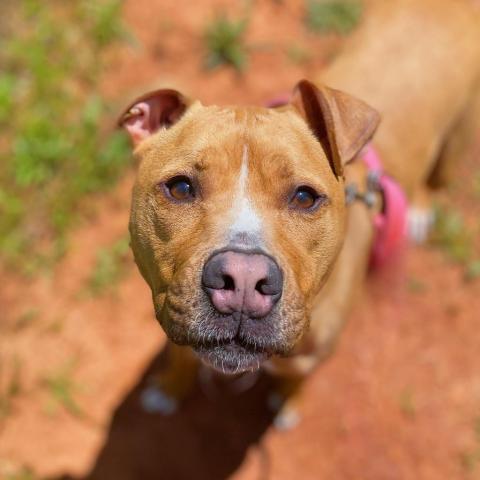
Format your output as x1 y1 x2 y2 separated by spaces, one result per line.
141 342 199 415
265 348 320 431
268 374 306 430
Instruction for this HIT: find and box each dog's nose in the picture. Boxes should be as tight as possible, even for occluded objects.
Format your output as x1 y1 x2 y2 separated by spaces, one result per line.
202 251 283 318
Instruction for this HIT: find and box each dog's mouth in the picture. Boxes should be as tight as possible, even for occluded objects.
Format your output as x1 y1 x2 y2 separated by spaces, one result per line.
193 338 271 374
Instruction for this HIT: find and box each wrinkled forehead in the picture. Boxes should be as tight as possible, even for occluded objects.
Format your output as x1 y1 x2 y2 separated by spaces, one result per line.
139 105 335 181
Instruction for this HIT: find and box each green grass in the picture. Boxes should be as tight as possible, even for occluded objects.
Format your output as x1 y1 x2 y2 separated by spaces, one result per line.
43 362 82 417
460 416 480 474
286 44 313 65
87 236 131 295
406 277 428 294
13 308 40 331
0 0 131 273
465 260 480 282
432 207 472 263
204 14 249 71
4 468 39 480
0 357 22 420
430 205 479 281
473 173 480 199
305 0 363 35
398 388 416 419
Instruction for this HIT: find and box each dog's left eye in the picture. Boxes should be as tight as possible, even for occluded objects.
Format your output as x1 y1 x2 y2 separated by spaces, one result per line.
164 176 195 202
290 186 322 211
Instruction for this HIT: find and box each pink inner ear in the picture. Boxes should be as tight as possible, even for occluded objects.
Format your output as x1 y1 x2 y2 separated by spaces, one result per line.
119 88 188 147
122 102 152 146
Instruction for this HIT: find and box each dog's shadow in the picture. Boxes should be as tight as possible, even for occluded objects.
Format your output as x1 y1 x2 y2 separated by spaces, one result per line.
60 346 277 480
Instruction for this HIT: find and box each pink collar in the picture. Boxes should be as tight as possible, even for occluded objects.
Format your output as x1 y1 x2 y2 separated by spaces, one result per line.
361 146 407 269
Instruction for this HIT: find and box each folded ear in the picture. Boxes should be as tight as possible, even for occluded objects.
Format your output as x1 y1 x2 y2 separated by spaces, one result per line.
117 89 190 147
291 80 380 178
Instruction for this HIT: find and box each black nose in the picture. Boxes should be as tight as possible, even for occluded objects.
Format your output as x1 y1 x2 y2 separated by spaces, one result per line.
202 250 283 318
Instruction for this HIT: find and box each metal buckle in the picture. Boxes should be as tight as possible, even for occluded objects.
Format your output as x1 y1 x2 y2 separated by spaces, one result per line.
345 170 382 209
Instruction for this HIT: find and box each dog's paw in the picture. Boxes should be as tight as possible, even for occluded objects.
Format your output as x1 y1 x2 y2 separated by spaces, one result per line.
140 385 178 415
407 207 435 244
267 393 301 431
273 407 301 431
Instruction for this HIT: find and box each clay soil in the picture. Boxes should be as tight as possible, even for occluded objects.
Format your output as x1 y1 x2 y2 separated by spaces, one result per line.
1 1 480 479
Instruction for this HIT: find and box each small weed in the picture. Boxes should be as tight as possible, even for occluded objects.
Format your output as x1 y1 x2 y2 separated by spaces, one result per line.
473 173 480 199
398 389 416 419
43 318 65 335
78 0 130 49
406 277 427 294
204 14 249 71
0 357 22 420
87 236 131 295
432 207 477 268
286 44 312 65
43 362 82 417
4 467 38 480
460 451 479 473
305 0 363 35
465 260 480 282
459 415 480 473
14 308 40 331
475 416 480 440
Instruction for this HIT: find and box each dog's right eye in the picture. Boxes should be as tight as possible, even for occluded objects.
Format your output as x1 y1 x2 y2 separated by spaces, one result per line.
163 176 195 202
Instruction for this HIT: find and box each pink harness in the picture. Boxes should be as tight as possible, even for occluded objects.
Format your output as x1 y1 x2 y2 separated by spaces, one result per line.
361 146 407 269
266 95 407 270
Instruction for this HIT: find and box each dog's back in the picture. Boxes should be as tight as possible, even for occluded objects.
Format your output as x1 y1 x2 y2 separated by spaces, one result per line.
321 0 480 195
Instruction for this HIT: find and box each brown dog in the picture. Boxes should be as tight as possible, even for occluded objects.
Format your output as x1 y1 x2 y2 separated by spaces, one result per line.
118 0 480 426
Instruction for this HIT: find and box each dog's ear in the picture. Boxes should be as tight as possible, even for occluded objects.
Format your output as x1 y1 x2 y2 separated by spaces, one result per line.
291 80 380 178
118 89 190 147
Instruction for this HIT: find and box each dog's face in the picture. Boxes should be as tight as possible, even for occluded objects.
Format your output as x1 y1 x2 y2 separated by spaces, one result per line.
120 81 379 373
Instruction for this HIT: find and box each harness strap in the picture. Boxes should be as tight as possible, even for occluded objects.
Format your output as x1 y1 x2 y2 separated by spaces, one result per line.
359 146 408 268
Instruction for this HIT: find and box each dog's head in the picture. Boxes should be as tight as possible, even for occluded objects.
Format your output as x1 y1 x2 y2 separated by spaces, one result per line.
119 80 379 373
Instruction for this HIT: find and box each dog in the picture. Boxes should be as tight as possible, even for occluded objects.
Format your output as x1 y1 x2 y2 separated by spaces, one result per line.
118 0 480 427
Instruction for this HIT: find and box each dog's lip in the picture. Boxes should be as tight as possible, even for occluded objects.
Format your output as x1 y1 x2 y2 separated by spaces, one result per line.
193 339 270 374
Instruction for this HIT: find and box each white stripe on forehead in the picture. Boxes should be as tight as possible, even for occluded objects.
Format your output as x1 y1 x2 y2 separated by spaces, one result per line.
228 144 263 239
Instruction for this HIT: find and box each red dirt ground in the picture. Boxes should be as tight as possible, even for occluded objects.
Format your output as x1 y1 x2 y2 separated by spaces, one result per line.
1 1 480 479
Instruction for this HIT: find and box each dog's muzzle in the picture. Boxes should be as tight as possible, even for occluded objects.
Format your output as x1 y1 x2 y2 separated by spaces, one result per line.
194 249 284 373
